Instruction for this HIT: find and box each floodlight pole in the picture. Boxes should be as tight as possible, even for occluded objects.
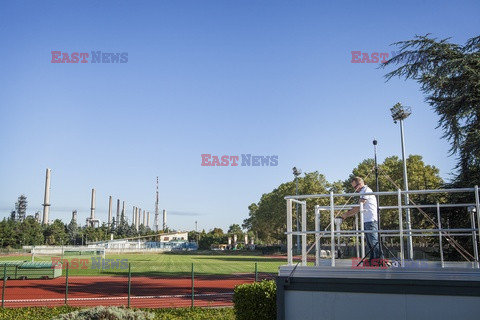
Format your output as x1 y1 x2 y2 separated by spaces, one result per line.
293 167 302 255
295 173 300 254
373 139 380 226
399 117 414 260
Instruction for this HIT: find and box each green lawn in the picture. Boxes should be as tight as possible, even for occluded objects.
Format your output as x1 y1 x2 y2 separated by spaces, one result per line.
0 252 287 276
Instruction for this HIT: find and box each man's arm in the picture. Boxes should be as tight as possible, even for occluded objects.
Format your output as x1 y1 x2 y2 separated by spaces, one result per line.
342 207 359 219
341 199 366 219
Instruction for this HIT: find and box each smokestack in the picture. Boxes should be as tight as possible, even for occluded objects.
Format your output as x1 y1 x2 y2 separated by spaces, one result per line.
132 206 136 226
42 168 51 225
72 210 77 223
121 201 125 222
135 208 140 231
116 199 120 225
163 209 167 231
155 176 159 232
90 189 96 219
108 196 113 226
143 210 146 226
115 199 120 226
147 212 150 227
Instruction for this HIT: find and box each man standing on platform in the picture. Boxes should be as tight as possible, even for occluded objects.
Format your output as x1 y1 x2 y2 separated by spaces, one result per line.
342 176 383 262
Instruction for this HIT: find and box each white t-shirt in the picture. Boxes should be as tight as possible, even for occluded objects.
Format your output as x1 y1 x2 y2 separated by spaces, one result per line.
359 185 377 222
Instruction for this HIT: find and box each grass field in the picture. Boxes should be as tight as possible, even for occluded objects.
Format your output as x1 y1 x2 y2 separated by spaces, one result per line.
0 251 288 276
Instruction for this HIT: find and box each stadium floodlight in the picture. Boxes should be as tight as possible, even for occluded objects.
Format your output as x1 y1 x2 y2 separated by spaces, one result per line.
292 167 302 177
391 102 413 260
390 102 411 123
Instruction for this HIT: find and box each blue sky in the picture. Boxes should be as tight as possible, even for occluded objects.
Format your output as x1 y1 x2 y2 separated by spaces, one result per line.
0 0 478 232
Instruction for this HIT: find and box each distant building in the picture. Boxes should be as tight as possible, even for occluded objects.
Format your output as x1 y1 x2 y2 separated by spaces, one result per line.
91 232 196 252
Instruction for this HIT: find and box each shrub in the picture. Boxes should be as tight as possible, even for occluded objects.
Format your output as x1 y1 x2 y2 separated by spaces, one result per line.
52 306 155 320
233 280 276 320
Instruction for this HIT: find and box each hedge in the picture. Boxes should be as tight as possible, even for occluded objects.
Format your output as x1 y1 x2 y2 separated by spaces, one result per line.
233 280 276 320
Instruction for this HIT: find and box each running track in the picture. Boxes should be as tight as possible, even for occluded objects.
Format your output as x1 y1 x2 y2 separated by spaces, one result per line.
0 274 273 308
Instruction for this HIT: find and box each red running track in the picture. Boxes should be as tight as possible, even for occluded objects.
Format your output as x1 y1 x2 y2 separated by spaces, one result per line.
0 275 271 308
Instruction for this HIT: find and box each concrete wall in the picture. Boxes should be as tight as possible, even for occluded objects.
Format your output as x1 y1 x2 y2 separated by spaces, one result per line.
277 266 480 320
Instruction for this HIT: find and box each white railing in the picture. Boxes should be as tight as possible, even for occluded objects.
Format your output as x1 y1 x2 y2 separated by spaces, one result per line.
285 186 480 268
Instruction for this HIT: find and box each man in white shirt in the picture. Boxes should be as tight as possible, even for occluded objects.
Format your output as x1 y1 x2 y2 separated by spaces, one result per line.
342 177 382 262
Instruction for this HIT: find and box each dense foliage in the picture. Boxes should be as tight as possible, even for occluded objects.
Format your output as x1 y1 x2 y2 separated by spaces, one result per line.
0 194 165 248
382 34 480 187
243 155 444 244
233 280 276 320
382 34 480 260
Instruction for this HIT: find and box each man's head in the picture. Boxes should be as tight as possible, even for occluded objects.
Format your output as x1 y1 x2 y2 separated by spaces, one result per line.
351 177 364 191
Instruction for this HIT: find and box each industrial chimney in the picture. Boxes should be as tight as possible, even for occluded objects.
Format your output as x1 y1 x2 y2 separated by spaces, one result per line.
121 201 125 223
132 206 136 226
42 168 51 225
116 199 120 225
163 209 167 231
108 196 113 226
135 207 140 231
155 176 159 232
90 189 96 220
35 211 41 224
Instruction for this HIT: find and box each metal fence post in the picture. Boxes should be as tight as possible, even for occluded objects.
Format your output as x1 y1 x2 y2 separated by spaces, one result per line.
330 191 335 267
191 263 194 308
255 262 258 282
128 263 131 308
437 203 444 268
65 263 69 305
1 264 6 308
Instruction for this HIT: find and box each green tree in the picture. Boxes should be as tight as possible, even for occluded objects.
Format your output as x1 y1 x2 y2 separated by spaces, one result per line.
115 212 131 238
244 158 444 245
210 228 224 236
138 224 148 236
0 218 17 248
345 155 444 246
67 216 79 245
227 224 243 236
17 216 44 245
382 34 480 186
43 219 68 245
198 232 228 250
243 171 331 244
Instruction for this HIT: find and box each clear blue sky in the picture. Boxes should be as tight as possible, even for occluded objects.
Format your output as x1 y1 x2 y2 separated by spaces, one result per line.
0 0 478 232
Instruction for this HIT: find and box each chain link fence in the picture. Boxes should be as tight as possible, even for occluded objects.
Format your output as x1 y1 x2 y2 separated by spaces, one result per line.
0 256 283 308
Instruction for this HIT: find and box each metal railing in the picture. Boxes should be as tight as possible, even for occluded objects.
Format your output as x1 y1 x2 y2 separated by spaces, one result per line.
285 186 480 268
0 260 279 308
